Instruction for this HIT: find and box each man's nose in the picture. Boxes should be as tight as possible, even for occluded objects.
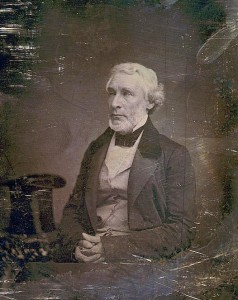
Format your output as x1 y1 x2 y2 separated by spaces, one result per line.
110 93 122 109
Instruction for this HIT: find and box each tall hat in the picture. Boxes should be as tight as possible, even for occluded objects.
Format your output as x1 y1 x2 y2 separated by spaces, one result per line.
1 174 66 236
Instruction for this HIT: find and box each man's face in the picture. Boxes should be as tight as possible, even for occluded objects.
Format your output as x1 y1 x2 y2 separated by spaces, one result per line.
107 73 152 134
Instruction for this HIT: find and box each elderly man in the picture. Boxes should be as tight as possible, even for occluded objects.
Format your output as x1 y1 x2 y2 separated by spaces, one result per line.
55 62 196 263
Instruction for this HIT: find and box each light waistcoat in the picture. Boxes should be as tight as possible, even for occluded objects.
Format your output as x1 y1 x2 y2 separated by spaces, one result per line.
96 120 147 236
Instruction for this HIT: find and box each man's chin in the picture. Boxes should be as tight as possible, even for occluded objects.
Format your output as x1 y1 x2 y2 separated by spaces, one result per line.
109 119 133 135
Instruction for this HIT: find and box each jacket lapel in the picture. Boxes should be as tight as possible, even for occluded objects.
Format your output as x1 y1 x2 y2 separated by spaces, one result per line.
128 118 162 207
84 129 113 229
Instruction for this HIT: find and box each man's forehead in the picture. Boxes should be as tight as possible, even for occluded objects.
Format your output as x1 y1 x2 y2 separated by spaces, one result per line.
108 72 143 89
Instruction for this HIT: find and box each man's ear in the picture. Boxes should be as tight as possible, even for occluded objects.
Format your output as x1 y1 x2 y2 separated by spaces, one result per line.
146 101 155 111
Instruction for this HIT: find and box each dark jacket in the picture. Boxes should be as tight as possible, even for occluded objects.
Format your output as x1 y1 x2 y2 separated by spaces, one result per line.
56 118 196 262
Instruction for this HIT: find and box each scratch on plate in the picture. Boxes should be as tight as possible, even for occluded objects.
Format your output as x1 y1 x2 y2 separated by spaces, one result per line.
32 297 61 300
188 249 207 256
154 280 201 300
170 248 238 271
131 254 152 262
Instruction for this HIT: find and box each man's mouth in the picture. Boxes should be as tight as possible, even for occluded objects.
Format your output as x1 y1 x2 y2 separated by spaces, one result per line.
110 114 125 119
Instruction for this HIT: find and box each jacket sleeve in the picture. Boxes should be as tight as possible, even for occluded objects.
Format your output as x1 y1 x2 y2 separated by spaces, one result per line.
101 145 196 262
51 143 96 262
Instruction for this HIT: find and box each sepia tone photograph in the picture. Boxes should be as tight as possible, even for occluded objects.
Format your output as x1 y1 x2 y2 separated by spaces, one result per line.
0 0 238 299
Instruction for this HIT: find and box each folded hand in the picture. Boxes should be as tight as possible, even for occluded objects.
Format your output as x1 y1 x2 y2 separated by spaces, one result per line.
75 233 105 263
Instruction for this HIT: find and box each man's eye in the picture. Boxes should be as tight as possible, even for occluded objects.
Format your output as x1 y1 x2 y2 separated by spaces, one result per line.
122 90 133 96
108 90 116 95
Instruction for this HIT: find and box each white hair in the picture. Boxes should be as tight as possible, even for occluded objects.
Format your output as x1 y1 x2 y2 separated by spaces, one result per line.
106 62 165 113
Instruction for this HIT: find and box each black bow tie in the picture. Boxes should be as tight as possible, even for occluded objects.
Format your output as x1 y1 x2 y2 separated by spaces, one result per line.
115 126 144 147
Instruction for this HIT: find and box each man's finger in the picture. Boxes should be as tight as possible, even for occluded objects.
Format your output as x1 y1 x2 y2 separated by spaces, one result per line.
92 256 105 263
97 227 109 233
79 243 103 256
90 243 103 254
82 233 100 243
78 240 94 249
75 247 101 262
77 252 101 263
